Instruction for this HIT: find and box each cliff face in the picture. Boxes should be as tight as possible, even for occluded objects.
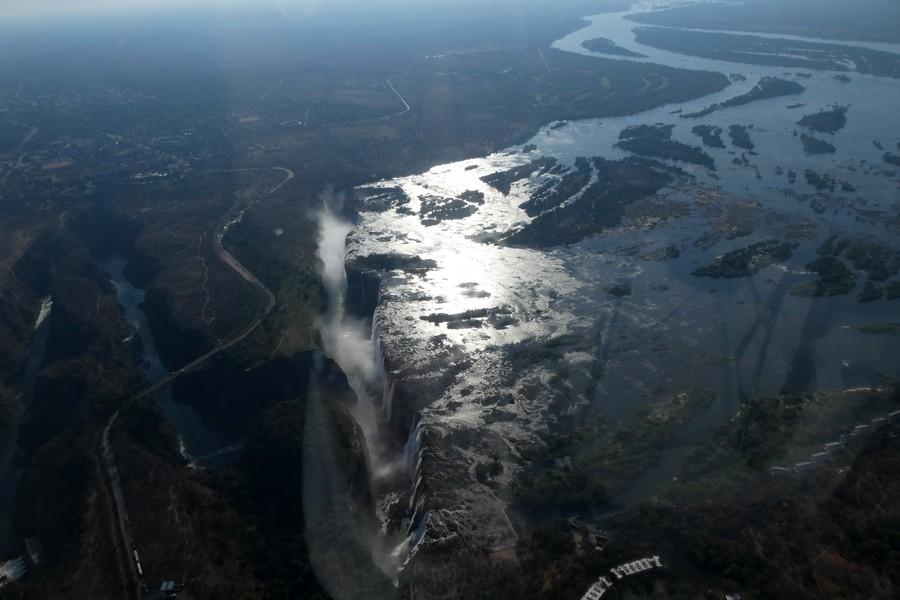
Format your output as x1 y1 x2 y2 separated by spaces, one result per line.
0 213 122 448
300 366 397 600
151 353 392 599
140 288 209 371
344 267 381 323
0 262 41 447
123 178 260 372
1 207 146 596
0 224 55 401
170 351 352 432
0 267 39 380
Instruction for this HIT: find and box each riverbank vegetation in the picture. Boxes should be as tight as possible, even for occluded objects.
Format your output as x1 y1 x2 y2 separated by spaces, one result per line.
627 0 900 43
510 384 900 599
502 157 673 247
798 104 849 134
691 124 725 148
692 240 795 278
683 76 804 119
792 256 857 297
800 133 836 155
581 37 646 58
615 124 716 169
728 124 755 151
633 26 900 78
519 156 592 216
512 387 716 520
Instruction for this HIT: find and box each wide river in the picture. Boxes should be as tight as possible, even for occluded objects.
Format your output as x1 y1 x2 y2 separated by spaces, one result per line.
317 0 900 589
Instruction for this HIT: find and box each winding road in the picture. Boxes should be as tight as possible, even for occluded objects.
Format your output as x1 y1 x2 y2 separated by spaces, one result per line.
99 166 291 598
386 77 411 117
326 76 411 128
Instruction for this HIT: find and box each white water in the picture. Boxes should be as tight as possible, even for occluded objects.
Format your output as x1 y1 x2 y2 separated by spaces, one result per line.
32 296 52 330
313 198 430 584
316 205 382 450
0 556 27 586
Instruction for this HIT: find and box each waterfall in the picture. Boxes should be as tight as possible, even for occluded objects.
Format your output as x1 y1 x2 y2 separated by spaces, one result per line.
33 296 52 329
401 416 429 563
314 200 430 581
405 416 426 481
316 207 380 442
390 507 430 573
370 313 396 422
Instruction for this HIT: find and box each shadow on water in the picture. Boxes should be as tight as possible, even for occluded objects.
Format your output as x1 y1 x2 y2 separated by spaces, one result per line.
780 296 836 392
612 269 802 507
101 255 235 463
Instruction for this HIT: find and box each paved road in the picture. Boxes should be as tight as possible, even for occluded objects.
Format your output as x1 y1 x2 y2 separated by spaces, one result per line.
99 167 290 598
100 412 143 600
326 76 411 127
386 77 411 116
135 168 289 399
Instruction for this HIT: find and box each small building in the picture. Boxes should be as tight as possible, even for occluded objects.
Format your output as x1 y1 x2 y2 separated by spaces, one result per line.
159 580 182 598
587 530 610 551
568 517 611 552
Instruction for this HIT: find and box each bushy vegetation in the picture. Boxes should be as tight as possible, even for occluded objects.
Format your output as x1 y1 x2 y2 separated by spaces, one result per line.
884 153 900 167
816 236 900 301
616 124 716 169
633 26 900 77
581 37 646 58
482 157 558 195
691 124 725 148
798 104 849 133
519 157 592 216
683 77 804 118
511 386 900 600
503 157 672 247
728 124 755 151
800 133 836 155
693 241 795 278
792 256 856 296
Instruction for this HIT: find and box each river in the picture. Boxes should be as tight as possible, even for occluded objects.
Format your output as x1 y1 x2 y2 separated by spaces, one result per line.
327 0 900 569
101 256 237 465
